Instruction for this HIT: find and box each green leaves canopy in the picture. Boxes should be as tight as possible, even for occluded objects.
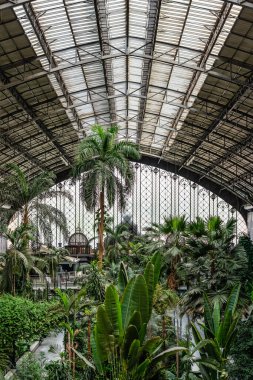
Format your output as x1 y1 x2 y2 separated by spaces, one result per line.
89 253 186 379
73 125 140 211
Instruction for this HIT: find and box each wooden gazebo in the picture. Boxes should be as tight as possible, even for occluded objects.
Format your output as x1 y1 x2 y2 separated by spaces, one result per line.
65 229 94 262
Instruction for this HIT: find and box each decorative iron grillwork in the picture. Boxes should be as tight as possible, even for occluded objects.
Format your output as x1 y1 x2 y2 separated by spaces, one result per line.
37 163 247 246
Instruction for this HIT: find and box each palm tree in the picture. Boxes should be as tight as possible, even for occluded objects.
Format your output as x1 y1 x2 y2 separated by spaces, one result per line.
146 216 188 289
104 223 130 263
0 224 44 295
0 163 72 244
179 216 248 317
73 125 140 269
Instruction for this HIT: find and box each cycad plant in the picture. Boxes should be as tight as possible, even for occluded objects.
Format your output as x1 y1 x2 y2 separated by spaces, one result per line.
188 284 241 380
73 125 140 269
0 163 71 244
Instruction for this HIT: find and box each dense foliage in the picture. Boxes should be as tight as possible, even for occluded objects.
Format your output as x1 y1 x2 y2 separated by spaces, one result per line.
229 312 253 380
0 295 63 367
0 153 253 379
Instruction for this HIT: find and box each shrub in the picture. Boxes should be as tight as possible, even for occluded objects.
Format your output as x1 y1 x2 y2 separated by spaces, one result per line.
15 353 46 380
0 295 63 367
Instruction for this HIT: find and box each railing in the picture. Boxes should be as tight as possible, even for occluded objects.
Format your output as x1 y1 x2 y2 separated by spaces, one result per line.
30 271 87 290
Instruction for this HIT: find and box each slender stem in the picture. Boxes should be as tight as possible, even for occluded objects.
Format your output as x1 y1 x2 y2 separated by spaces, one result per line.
98 190 105 270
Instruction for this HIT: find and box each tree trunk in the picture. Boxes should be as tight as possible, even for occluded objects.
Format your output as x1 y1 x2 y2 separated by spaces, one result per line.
167 272 177 290
23 204 29 225
98 191 105 270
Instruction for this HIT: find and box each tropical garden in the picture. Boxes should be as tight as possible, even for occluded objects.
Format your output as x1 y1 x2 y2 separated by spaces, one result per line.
0 125 252 379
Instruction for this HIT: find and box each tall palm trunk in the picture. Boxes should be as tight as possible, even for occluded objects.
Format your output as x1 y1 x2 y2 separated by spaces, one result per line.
23 203 29 225
98 190 105 269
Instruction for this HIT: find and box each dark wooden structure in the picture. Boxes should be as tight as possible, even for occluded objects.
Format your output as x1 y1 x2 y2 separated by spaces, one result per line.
65 230 95 262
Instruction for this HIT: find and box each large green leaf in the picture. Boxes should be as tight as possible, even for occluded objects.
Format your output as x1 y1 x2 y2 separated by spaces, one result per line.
121 275 149 330
142 337 162 355
128 310 142 333
123 324 139 359
139 322 147 344
212 300 220 339
71 348 95 370
104 285 123 338
191 322 202 346
127 339 141 370
95 305 114 361
223 315 240 358
203 293 214 336
152 346 188 364
218 310 233 347
91 328 104 372
135 358 150 379
191 339 220 359
224 283 241 316
144 261 154 318
118 261 129 295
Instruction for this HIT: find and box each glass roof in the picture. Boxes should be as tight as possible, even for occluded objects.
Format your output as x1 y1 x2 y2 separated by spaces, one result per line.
1 0 253 212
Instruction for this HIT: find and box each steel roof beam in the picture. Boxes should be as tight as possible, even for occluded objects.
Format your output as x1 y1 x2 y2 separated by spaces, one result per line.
221 0 253 8
4 39 253 72
198 132 253 180
1 48 252 92
63 93 195 111
172 136 253 178
125 0 129 135
0 68 72 166
62 0 98 125
23 3 84 134
226 170 253 187
1 50 250 93
159 2 233 158
0 0 35 10
179 69 253 170
94 0 116 123
136 0 162 142
0 133 47 171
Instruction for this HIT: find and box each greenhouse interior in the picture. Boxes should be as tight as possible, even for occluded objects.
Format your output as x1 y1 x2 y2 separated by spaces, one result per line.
1 0 253 379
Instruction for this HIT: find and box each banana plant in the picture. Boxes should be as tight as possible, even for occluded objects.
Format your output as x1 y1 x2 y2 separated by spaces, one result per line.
189 284 241 380
86 253 186 379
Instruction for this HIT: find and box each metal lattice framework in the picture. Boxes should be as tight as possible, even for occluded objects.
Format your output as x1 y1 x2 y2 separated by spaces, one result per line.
36 163 246 247
1 0 253 217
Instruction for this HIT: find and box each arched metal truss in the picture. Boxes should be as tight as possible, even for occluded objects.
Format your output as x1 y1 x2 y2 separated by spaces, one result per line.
27 162 246 247
1 0 253 214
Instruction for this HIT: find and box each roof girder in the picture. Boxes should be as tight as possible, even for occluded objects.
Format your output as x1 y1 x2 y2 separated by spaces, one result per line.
0 68 72 166
3 49 251 93
179 71 253 169
23 2 84 134
94 0 117 123
136 0 162 142
159 2 233 158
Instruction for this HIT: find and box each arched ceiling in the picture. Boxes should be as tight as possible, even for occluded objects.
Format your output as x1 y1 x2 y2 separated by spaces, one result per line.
1 0 253 216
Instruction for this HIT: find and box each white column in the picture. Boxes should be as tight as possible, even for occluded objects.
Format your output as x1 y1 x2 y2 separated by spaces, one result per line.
247 210 253 241
0 233 7 253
